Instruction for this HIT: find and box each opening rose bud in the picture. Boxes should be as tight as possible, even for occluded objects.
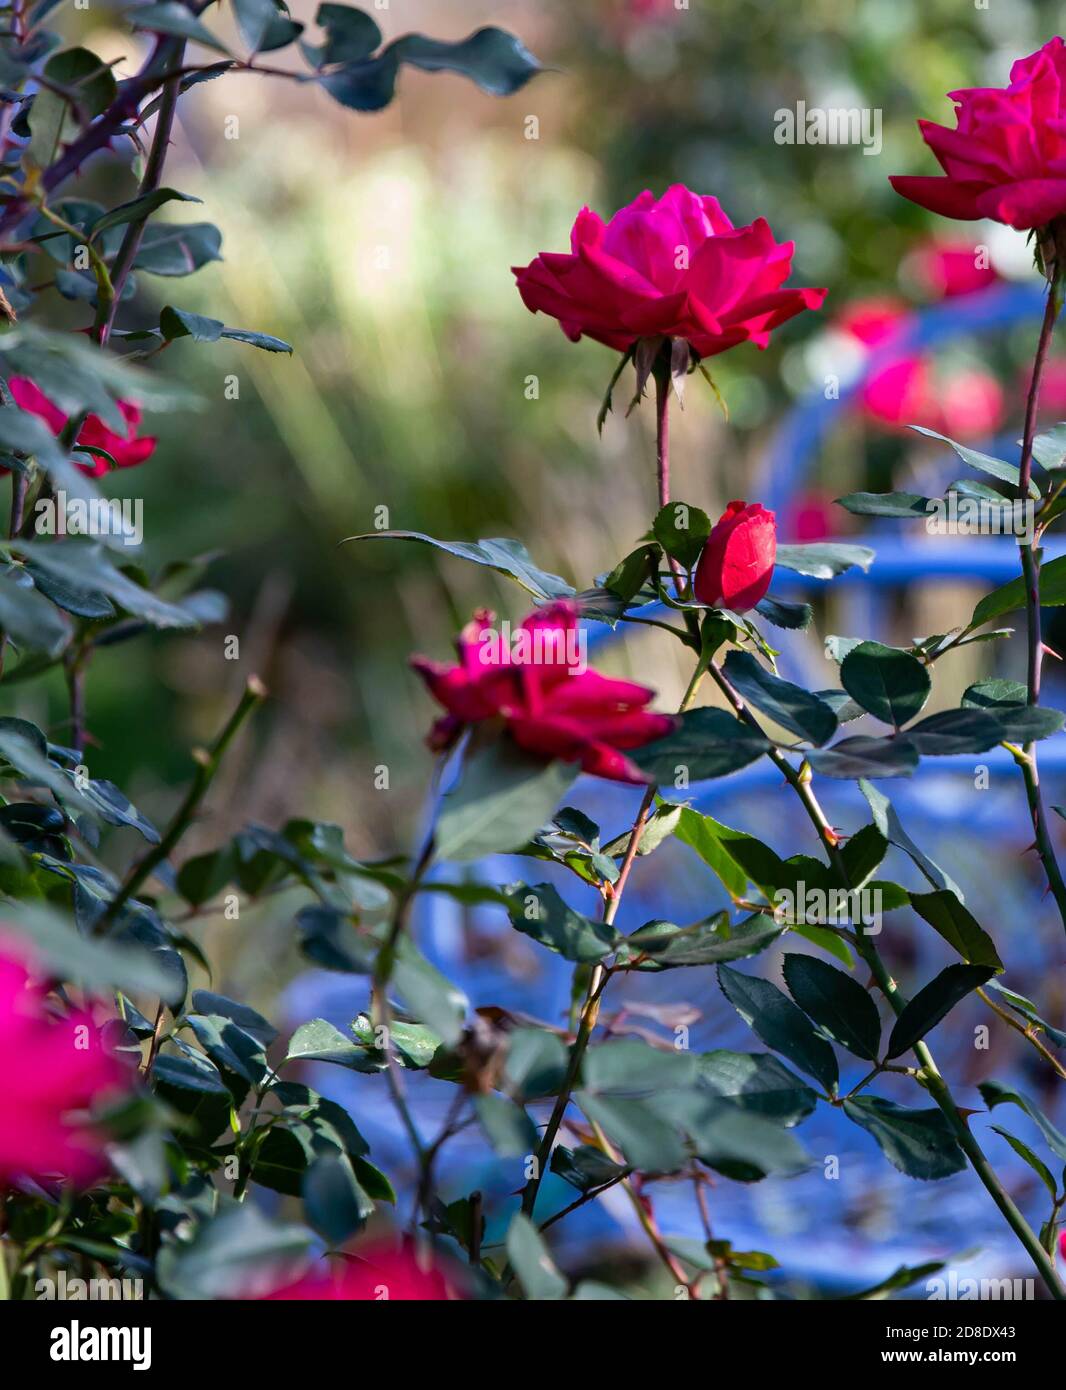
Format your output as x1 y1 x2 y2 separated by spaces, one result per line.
693 501 777 613
411 600 675 784
512 184 826 360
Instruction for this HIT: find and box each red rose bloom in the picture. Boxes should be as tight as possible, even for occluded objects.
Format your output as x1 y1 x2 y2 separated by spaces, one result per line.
412 600 675 784
0 939 126 1189
513 184 826 359
890 37 1066 230
9 377 157 477
263 1245 454 1301
693 501 776 613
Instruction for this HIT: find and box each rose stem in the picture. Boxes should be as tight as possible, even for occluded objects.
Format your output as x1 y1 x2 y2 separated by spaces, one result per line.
518 382 705 1268
1012 285 1066 935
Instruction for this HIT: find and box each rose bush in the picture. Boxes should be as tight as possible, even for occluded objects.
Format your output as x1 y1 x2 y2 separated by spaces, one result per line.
0 5 1064 1318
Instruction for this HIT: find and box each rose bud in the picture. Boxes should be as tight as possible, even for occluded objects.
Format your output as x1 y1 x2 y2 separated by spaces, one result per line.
693 501 777 613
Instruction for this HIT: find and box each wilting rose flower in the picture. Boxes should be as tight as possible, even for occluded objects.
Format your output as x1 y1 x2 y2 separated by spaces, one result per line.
890 37 1066 230
694 501 777 613
513 184 826 359
412 600 675 784
0 940 126 1188
838 298 1004 438
263 1245 455 1301
9 377 157 477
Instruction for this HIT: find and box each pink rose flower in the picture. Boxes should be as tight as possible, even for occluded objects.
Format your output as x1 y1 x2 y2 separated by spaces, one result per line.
412 600 676 784
9 377 157 477
891 37 1066 230
513 184 826 358
693 500 777 613
263 1244 455 1301
0 940 127 1188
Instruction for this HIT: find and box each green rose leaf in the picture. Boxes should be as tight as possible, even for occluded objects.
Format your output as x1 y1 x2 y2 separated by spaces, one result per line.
722 650 837 746
630 707 770 783
806 735 918 779
843 1097 966 1180
434 741 577 863
505 882 619 963
840 641 931 729
907 891 1003 971
781 953 881 1060
885 963 996 1059
718 963 838 1093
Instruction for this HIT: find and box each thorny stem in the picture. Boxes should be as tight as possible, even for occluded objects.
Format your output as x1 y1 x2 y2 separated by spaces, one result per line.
586 1116 693 1291
1014 285 1066 933
97 44 186 346
371 830 437 1189
704 657 1065 1298
517 380 705 1233
64 646 88 754
100 676 266 929
654 367 687 597
538 1165 634 1234
977 987 1066 1082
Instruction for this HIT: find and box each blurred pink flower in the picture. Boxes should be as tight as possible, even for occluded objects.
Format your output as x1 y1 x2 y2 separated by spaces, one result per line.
787 490 836 543
838 298 1004 439
513 184 826 359
1022 357 1066 421
912 242 999 298
0 940 126 1188
263 1244 455 1301
412 600 675 784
